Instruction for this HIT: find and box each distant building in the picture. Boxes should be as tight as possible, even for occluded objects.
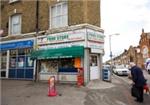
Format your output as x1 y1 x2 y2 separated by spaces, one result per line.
0 0 104 84
107 29 150 69
139 29 150 68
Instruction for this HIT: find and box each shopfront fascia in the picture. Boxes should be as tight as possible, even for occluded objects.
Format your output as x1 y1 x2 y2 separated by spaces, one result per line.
32 28 104 84
0 39 34 79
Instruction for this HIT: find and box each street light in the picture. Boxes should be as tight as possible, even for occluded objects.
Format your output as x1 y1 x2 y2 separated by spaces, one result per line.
109 33 120 71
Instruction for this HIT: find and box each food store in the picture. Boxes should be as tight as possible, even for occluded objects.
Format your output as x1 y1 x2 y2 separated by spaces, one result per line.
31 26 104 84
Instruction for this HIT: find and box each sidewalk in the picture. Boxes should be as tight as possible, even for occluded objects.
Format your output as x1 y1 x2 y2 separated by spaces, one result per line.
1 77 150 105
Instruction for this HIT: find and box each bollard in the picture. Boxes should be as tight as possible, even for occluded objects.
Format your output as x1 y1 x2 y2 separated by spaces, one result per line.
77 68 84 87
48 76 57 97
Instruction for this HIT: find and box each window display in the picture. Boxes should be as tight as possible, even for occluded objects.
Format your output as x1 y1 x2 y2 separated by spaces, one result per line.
9 48 33 69
0 51 7 77
40 60 58 73
26 56 33 67
60 58 74 68
18 56 25 68
1 56 7 69
18 49 25 55
10 57 16 68
10 49 17 56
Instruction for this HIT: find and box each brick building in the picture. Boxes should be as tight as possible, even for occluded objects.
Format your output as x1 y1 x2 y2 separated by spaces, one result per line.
139 29 150 68
0 0 104 84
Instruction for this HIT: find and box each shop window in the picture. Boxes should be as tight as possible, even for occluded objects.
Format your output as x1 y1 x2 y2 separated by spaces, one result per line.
1 51 7 78
60 58 74 68
10 57 16 68
26 56 33 67
17 56 25 68
90 55 98 66
25 48 32 54
40 60 58 73
18 48 25 55
9 48 33 69
50 2 68 28
10 49 17 68
0 51 7 69
10 49 17 56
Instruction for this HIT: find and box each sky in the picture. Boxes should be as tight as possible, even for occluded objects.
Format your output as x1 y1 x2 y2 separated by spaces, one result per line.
101 0 150 62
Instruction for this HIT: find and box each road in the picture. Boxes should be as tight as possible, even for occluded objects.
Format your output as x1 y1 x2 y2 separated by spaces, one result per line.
113 69 150 87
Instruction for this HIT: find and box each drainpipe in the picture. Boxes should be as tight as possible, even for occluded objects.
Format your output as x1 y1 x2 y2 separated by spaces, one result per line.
34 0 39 82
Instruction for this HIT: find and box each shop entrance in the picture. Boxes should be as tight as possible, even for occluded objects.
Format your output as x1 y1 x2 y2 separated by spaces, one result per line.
90 55 99 80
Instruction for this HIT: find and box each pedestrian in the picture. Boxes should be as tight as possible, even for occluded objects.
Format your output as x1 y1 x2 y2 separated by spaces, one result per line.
129 62 146 103
143 80 150 94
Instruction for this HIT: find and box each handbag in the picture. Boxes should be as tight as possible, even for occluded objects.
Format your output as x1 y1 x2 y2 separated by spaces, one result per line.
131 85 140 97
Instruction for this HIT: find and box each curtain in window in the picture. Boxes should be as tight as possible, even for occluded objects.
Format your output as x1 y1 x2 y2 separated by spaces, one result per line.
11 15 21 34
51 2 68 28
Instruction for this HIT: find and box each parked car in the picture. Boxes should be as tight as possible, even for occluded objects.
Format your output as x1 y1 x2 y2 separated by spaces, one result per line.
113 65 130 76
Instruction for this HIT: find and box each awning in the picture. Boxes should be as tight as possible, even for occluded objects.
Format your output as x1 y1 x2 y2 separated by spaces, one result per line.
30 46 84 59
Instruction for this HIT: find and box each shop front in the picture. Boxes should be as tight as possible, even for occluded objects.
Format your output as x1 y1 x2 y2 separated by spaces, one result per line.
0 39 34 79
31 25 104 84
31 46 84 82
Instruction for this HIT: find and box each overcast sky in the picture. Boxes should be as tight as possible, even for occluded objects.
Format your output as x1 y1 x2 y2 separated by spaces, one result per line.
101 0 150 62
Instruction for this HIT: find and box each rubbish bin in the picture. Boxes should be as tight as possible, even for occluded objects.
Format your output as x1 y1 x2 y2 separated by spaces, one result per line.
102 68 111 82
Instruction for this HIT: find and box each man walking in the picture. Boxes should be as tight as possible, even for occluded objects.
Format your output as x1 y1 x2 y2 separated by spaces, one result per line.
130 62 146 103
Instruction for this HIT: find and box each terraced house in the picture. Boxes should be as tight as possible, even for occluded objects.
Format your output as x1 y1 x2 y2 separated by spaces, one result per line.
108 29 150 69
0 0 104 84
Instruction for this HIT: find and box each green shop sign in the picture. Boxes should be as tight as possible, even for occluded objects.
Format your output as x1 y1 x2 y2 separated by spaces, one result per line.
47 34 69 41
87 31 104 42
38 30 85 45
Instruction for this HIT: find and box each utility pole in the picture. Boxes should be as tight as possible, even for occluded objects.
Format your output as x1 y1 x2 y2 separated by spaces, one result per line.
109 33 120 71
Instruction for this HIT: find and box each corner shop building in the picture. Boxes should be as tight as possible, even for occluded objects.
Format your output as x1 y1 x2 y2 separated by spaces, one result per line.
31 25 104 84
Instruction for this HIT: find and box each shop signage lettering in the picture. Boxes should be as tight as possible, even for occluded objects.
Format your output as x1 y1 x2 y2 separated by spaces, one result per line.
88 41 104 53
38 29 85 45
47 34 69 41
0 40 33 50
87 30 104 42
39 41 85 49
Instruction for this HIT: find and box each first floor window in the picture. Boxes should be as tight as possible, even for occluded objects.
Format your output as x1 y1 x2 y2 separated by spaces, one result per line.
10 14 21 35
50 2 68 28
9 0 19 3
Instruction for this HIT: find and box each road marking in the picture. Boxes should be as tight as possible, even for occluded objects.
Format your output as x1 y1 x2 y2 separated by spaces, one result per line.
115 100 127 105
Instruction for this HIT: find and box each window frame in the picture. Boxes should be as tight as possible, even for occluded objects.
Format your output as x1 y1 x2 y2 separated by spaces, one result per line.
9 0 20 3
9 14 21 35
50 2 68 29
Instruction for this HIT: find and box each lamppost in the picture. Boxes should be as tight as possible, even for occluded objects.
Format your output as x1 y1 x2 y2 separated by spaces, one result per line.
109 33 120 71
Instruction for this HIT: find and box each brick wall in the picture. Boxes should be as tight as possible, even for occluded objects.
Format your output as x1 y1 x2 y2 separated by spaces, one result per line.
1 0 101 37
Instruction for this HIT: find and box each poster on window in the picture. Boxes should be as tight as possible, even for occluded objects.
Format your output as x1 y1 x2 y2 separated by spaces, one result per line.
18 56 25 68
26 56 33 67
10 57 16 68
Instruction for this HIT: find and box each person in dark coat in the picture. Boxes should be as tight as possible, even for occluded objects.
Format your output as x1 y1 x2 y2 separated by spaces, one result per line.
130 62 146 103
